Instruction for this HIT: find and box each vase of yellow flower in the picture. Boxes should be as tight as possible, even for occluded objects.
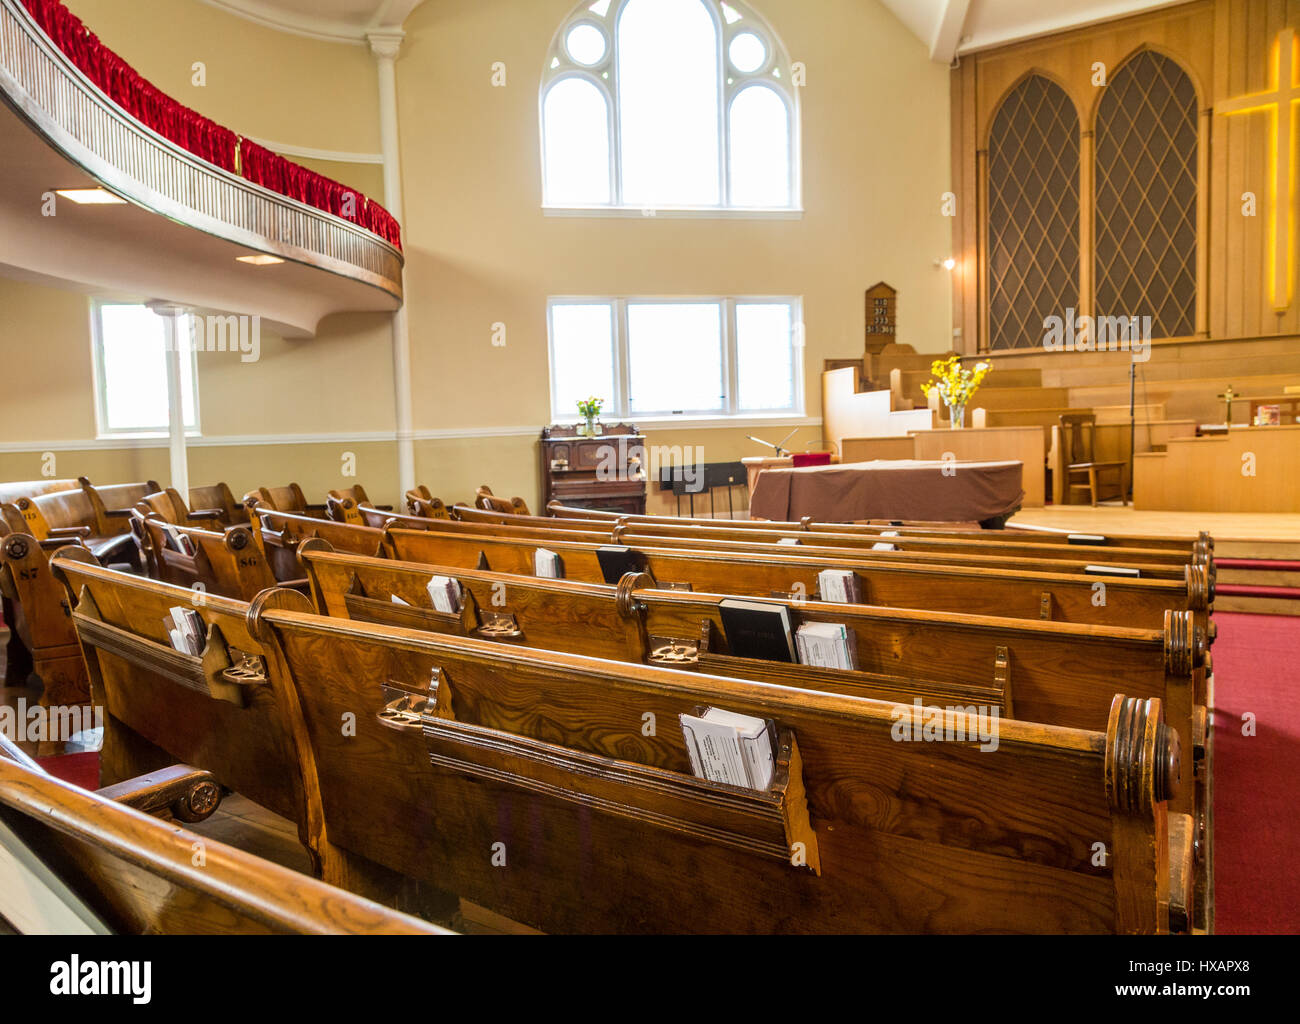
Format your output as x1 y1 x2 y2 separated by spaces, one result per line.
920 356 991 430
576 396 604 437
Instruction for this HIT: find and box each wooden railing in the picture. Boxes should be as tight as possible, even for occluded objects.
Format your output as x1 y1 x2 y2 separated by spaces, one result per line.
0 0 403 301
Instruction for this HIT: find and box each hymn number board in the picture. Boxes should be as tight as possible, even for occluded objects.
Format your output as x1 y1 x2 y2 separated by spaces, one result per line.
864 282 897 352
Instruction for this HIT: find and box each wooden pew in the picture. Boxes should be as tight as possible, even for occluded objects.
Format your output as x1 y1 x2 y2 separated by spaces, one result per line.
326 484 393 525
135 488 229 529
405 485 452 517
132 516 283 600
451 504 1205 575
1 488 138 568
78 477 162 537
298 546 1207 843
0 533 90 706
546 501 1213 558
251 507 395 583
188 481 250 525
392 506 1201 582
251 604 1192 933
243 482 329 519
48 553 459 920
475 484 530 516
0 737 447 935
382 526 1213 631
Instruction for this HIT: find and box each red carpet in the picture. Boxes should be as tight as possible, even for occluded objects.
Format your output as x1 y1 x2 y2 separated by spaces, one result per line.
34 751 99 791
1210 612 1300 934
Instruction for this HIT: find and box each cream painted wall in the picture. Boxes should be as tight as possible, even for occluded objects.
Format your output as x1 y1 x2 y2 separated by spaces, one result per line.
397 0 954 435
1 0 953 512
62 0 381 154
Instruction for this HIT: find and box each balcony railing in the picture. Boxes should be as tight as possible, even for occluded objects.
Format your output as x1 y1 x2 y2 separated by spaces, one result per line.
0 0 403 301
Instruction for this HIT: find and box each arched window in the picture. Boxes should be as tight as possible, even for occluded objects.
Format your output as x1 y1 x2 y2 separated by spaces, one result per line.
986 75 1081 351
541 0 800 211
1094 51 1198 339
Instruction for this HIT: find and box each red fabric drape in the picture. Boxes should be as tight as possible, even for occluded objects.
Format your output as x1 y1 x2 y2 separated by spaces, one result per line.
21 0 402 250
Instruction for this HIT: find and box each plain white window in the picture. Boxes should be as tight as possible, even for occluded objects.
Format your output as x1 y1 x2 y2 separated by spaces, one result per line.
617 0 720 207
548 296 802 422
542 0 799 211
729 86 791 207
549 302 618 416
542 77 613 206
92 303 198 436
626 303 724 414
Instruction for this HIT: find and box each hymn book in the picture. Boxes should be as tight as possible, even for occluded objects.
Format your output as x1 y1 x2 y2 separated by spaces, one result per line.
534 548 563 578
718 599 795 662
426 575 463 613
596 545 643 584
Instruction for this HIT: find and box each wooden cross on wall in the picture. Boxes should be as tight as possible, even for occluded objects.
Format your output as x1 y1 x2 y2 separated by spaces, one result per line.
1219 27 1300 312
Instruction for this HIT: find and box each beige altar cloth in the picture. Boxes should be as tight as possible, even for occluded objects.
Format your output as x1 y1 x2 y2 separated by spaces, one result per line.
748 459 1025 524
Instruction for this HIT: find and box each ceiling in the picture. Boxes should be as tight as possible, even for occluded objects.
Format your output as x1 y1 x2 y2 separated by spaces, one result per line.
879 0 1194 63
199 0 427 43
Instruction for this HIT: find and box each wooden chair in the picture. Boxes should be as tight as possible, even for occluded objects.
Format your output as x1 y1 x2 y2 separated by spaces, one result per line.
188 481 249 525
1059 413 1127 506
0 732 446 935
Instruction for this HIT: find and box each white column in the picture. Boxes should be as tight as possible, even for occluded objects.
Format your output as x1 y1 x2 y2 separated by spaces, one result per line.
147 302 191 497
369 29 416 501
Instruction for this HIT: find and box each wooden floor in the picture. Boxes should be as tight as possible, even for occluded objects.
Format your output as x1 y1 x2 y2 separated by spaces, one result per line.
1009 504 1300 553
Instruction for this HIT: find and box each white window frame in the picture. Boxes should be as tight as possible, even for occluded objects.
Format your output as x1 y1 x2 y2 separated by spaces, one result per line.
540 0 803 216
547 295 804 424
89 300 202 439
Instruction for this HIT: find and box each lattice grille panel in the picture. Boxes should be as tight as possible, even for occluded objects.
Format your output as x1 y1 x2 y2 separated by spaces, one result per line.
1095 51 1198 339
987 75 1081 351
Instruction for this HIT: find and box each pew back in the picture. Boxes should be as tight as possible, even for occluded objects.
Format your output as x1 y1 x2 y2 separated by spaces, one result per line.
254 606 1186 933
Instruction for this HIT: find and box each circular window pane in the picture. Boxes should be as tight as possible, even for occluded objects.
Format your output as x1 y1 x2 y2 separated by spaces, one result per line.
729 32 766 73
566 23 607 66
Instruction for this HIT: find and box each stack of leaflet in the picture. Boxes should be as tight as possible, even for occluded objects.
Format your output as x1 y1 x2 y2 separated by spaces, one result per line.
427 575 463 613
534 548 562 578
163 606 205 655
680 707 776 791
816 568 862 603
871 529 900 552
795 622 858 670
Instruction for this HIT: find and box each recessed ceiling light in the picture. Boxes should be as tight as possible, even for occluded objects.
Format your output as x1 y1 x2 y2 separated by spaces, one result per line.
236 254 284 266
55 188 126 205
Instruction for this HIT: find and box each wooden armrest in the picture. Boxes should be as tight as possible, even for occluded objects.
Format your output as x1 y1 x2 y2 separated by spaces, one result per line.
304 503 329 512
96 764 223 823
104 508 133 518
47 525 92 538
188 508 226 520
1167 812 1194 933
37 536 86 552
376 504 394 511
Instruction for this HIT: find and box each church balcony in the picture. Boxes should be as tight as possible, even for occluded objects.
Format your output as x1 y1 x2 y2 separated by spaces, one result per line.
0 0 402 335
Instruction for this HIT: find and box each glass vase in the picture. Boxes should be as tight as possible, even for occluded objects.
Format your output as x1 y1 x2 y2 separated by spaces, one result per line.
583 415 596 437
949 403 966 429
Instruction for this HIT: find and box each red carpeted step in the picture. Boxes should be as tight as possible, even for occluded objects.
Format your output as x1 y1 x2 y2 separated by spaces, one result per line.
1215 559 1300 572
1210 612 1300 934
1216 584 1300 600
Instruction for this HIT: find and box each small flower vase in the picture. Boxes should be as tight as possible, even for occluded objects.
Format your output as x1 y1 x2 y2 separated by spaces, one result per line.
583 415 597 437
949 402 966 429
